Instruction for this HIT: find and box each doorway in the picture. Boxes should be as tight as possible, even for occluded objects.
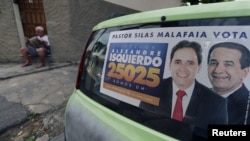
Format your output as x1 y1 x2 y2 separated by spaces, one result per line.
18 0 47 38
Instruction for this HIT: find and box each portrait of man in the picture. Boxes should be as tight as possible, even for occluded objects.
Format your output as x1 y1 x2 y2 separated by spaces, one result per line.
207 42 250 125
140 40 228 132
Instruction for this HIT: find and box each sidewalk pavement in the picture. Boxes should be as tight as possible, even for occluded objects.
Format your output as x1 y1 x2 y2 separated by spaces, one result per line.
0 62 79 134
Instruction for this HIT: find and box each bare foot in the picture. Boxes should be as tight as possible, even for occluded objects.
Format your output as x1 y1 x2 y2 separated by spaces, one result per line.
21 63 32 67
36 63 45 68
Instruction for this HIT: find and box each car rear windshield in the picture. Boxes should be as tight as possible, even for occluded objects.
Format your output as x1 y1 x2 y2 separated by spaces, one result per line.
78 16 250 140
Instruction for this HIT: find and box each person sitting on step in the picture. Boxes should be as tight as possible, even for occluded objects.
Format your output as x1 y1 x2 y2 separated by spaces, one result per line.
20 26 50 68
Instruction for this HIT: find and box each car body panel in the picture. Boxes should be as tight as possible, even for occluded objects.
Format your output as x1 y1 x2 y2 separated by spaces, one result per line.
65 89 177 141
93 1 250 31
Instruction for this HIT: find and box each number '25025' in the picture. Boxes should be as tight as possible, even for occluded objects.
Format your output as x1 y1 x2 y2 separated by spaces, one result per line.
107 62 160 87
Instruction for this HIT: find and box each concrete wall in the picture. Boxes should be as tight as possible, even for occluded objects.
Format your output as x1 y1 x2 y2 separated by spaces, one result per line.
43 0 137 63
0 0 137 63
0 0 20 63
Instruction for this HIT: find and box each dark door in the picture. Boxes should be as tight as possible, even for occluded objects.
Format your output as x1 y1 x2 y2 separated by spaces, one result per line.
18 0 47 38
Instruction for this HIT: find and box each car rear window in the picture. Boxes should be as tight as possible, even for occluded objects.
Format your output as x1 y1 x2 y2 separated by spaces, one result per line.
78 16 250 140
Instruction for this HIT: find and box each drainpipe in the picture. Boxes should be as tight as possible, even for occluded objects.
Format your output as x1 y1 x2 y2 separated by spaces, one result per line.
12 1 25 47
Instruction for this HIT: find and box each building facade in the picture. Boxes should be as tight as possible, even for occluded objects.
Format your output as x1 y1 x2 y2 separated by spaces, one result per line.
0 0 181 63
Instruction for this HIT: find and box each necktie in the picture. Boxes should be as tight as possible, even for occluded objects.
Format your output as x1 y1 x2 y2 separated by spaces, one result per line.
172 90 186 121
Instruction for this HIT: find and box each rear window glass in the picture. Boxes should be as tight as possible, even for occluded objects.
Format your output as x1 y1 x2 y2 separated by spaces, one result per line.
79 17 250 140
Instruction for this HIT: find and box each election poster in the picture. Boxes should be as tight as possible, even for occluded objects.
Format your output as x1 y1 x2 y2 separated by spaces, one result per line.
100 26 250 107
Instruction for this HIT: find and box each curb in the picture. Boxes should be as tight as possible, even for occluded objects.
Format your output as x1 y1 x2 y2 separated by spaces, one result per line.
0 62 78 80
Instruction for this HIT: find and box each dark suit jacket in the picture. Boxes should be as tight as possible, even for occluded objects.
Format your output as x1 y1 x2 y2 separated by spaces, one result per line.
227 84 250 124
140 77 228 132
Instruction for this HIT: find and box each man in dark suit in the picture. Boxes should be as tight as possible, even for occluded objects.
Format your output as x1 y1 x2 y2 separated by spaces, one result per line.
207 42 250 124
140 40 228 138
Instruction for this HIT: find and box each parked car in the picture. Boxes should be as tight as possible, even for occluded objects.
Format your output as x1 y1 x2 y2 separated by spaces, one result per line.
65 1 250 141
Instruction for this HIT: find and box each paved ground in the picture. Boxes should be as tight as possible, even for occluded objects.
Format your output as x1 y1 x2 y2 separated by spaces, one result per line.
0 62 79 140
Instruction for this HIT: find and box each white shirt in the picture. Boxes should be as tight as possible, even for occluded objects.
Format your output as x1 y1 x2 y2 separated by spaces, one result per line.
37 35 50 46
171 82 194 117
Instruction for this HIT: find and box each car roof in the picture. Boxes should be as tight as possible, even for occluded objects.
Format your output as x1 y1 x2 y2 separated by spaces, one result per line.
93 1 250 31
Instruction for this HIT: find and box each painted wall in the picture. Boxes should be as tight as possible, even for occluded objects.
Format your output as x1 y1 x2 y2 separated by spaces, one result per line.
43 0 137 63
0 1 20 63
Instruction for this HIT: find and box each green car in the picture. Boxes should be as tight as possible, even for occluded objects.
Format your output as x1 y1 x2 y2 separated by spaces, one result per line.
65 1 250 140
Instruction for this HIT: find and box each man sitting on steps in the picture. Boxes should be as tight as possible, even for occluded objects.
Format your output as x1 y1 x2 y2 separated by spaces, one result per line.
20 26 50 68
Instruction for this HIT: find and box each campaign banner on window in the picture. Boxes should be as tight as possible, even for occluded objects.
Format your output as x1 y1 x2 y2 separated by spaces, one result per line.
100 26 250 107
102 42 167 106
